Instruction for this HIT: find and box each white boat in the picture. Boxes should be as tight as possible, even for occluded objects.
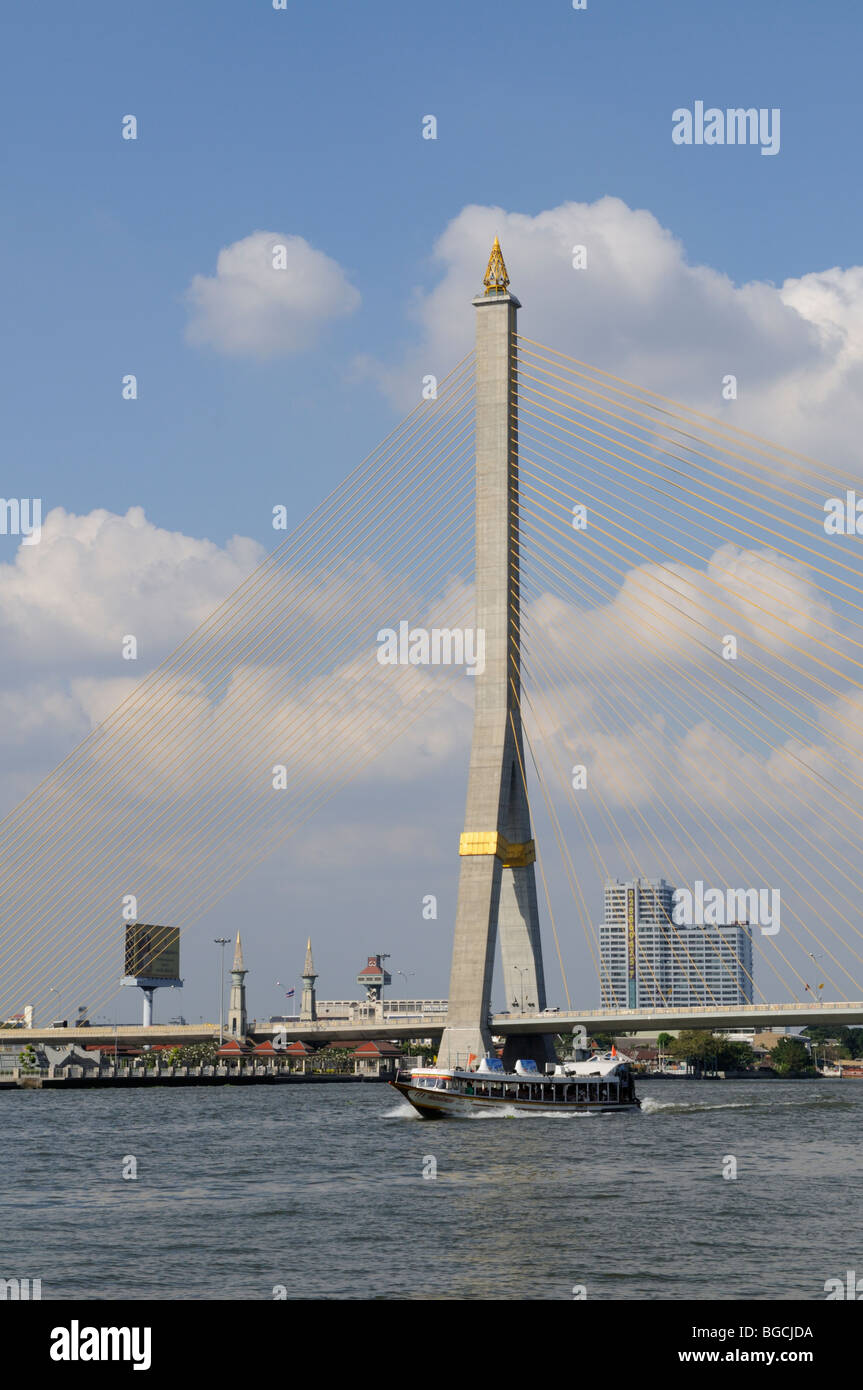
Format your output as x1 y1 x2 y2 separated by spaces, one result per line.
391 1052 640 1117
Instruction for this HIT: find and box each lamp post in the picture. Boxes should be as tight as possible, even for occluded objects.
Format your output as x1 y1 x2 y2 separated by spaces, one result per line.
514 966 528 1014
47 986 62 1026
214 938 230 1045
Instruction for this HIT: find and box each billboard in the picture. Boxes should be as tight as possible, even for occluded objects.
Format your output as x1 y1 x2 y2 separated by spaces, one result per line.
124 924 180 982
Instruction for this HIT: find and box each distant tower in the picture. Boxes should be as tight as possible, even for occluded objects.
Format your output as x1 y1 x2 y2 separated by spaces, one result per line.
227 931 248 1037
357 954 391 1005
300 938 318 1022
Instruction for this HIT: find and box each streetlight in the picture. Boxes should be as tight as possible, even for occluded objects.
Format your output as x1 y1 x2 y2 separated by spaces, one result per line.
378 952 392 1005
214 938 230 1045
514 966 529 1014
47 986 63 1026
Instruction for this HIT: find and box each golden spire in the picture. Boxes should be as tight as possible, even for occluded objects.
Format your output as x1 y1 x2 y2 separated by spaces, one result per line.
483 236 510 295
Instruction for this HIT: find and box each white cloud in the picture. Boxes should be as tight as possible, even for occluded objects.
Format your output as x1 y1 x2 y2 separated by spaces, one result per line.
0 505 264 668
184 230 360 358
360 197 863 471
0 506 473 820
527 542 833 679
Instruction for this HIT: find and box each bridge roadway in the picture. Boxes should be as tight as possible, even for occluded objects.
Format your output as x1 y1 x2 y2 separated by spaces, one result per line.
13 1000 863 1049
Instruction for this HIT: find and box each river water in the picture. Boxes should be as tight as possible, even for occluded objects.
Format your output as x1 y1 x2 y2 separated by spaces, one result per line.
3 1079 860 1300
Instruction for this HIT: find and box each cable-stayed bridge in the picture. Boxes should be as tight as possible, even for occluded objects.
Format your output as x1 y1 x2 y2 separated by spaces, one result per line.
15 1001 863 1052
2 239 863 1053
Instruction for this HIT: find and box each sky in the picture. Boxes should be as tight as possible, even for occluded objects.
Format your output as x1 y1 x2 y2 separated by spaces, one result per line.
2 0 863 1025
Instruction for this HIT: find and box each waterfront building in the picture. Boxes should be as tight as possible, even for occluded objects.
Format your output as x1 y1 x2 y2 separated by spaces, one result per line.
599 877 754 1008
264 950 446 1027
310 997 448 1023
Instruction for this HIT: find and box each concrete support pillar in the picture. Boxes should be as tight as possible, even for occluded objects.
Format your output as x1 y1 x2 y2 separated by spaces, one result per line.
436 250 553 1073
141 987 154 1028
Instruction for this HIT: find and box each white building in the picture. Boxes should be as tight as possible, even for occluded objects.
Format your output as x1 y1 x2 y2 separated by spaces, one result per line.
599 877 754 1009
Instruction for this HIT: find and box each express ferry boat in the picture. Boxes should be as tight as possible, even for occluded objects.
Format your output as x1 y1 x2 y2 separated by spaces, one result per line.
391 1052 640 1118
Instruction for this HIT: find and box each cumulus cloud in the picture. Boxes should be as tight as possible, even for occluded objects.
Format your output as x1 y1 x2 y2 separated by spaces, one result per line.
527 542 834 678
0 505 264 668
184 230 360 357
0 505 474 819
359 197 863 471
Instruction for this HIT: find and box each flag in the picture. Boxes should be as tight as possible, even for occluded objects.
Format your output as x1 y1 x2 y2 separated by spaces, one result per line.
285 988 295 998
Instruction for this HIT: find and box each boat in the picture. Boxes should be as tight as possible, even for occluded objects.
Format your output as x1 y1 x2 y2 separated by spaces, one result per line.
390 1052 640 1117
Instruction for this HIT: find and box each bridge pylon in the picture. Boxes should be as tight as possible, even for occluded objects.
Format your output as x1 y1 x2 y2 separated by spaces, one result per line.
436 242 555 1073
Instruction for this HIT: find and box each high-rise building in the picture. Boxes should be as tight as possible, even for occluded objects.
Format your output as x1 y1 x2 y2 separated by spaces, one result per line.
599 877 754 1009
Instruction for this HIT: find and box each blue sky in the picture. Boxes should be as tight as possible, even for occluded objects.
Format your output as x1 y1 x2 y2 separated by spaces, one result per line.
3 1 863 1022
2 0 861 549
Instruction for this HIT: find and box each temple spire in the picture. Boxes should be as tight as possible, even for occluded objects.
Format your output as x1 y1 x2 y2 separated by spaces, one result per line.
232 930 246 973
482 236 510 295
227 931 248 1037
303 937 317 980
300 937 318 1022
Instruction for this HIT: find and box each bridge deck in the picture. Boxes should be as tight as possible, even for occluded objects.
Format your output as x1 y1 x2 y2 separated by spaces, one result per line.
11 1001 863 1048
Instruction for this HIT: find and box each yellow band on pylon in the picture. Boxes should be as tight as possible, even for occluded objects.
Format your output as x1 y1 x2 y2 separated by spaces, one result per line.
458 831 535 867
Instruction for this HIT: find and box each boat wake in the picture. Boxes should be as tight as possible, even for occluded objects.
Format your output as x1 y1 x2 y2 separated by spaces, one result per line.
641 1091 852 1116
641 1096 752 1115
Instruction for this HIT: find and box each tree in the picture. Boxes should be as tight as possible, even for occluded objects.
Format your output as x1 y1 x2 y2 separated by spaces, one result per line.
770 1037 815 1076
721 1041 755 1072
801 1026 863 1059
668 1030 717 1075
166 1040 218 1066
668 1030 754 1075
657 1032 674 1049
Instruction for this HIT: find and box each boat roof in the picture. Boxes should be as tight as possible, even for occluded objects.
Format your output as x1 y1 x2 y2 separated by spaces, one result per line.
408 1058 626 1081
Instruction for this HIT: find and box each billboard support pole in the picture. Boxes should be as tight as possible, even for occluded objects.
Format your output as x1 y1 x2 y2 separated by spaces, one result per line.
141 987 154 1028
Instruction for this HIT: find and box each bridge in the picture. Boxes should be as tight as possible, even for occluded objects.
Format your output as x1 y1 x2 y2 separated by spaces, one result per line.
16 999 863 1052
1 239 862 1059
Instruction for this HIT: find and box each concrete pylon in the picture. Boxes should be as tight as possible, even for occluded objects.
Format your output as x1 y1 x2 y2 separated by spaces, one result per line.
436 241 554 1073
